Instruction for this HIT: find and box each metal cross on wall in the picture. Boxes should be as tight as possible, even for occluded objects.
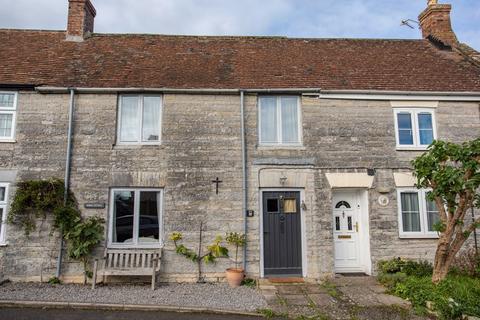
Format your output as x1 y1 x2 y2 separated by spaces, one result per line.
212 177 223 195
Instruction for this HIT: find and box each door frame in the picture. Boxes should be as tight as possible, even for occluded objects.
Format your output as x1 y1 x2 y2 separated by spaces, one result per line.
259 188 307 278
332 188 372 275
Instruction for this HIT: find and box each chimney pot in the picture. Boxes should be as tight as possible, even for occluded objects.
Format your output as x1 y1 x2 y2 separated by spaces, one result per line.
66 0 96 42
419 1 458 46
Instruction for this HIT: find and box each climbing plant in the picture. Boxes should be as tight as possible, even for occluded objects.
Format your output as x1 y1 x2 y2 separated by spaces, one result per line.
170 230 228 282
8 178 104 283
8 179 74 236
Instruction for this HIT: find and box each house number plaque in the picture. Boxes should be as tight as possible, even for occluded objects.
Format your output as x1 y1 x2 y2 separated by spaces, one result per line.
84 202 106 209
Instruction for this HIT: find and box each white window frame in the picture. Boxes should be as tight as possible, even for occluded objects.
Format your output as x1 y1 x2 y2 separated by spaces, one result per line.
397 188 439 239
108 188 164 248
0 92 18 142
117 94 163 145
393 108 437 150
258 96 303 146
0 183 10 245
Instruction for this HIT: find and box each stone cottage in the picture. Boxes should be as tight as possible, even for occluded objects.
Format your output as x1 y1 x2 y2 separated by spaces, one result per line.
0 0 479 283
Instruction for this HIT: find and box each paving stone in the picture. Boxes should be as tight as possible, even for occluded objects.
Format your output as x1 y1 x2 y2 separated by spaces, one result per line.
276 285 305 295
284 294 309 306
303 285 324 294
308 293 335 306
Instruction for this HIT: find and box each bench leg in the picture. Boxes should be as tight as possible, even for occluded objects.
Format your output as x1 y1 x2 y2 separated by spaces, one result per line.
92 259 98 290
152 268 156 290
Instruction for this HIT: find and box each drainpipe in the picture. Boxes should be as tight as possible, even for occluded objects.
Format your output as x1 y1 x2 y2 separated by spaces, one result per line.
55 88 75 278
240 90 248 271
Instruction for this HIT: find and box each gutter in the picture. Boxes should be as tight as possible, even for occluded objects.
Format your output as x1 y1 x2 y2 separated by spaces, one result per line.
55 88 76 278
35 86 321 95
319 89 480 101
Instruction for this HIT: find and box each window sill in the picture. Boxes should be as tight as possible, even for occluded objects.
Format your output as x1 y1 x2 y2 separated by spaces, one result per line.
0 140 16 144
107 243 163 249
0 243 7 247
399 234 439 239
113 143 163 150
257 144 306 151
396 146 428 151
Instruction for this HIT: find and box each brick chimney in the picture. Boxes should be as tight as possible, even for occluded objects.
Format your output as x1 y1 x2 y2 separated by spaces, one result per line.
418 0 458 46
66 0 96 41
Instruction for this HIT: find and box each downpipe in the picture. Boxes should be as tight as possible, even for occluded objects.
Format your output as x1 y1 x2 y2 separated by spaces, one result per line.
55 88 75 278
240 91 248 271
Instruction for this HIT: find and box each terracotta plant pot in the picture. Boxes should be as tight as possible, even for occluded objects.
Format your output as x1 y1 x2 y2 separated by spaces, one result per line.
225 268 245 288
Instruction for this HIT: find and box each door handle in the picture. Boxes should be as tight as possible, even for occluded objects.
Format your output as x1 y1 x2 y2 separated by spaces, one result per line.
355 222 359 232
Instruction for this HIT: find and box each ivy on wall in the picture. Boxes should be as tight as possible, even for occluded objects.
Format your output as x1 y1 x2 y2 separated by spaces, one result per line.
8 178 104 283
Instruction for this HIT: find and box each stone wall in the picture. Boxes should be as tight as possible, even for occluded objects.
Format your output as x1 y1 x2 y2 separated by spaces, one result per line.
0 92 479 282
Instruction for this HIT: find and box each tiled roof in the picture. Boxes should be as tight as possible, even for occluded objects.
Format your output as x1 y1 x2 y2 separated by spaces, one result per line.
1 29 480 92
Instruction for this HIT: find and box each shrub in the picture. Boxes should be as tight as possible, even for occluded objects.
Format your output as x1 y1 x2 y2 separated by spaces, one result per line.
378 272 407 289
451 248 480 277
378 258 432 277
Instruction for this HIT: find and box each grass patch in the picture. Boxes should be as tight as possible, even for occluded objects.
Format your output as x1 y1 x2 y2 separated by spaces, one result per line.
320 281 342 299
257 308 288 319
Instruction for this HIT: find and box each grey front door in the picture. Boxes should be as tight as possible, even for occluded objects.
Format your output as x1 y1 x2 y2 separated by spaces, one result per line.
263 191 302 277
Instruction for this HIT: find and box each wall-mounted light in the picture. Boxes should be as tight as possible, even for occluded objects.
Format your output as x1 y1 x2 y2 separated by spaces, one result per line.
301 200 307 211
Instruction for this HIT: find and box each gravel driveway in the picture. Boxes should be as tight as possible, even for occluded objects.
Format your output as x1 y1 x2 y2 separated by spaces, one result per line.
0 282 267 313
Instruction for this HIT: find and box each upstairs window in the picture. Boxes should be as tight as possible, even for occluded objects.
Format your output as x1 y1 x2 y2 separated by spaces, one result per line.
0 92 17 141
394 108 436 149
0 183 9 244
397 188 440 238
259 96 301 145
118 95 162 144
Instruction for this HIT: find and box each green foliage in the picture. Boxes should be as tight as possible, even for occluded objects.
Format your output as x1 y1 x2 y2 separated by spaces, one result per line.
47 277 62 285
241 278 257 288
8 179 74 236
225 232 246 268
8 179 104 284
378 257 433 277
170 232 229 265
378 258 480 319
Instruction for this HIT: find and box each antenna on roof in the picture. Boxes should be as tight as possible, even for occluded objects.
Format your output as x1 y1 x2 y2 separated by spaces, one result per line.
401 19 420 29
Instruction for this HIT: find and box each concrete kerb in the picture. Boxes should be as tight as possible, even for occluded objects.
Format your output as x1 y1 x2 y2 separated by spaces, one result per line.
0 300 262 317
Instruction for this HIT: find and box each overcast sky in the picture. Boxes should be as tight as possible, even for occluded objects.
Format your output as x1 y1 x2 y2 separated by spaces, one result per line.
1 0 479 50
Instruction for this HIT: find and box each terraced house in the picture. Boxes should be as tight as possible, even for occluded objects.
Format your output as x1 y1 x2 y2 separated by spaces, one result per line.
0 0 479 283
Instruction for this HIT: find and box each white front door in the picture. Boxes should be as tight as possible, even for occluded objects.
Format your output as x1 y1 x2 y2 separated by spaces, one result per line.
333 191 362 272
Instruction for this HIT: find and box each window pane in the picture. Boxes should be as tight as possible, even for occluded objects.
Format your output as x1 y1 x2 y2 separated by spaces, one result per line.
113 191 135 243
425 193 440 232
281 97 299 143
418 113 434 145
0 114 13 138
260 97 277 143
397 113 413 145
120 96 140 142
0 94 15 108
0 187 5 202
335 216 340 231
142 96 161 142
401 192 421 232
283 198 296 213
138 191 160 243
267 198 278 212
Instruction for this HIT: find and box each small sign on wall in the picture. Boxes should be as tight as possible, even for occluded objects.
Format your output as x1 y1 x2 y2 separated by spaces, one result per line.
84 202 106 209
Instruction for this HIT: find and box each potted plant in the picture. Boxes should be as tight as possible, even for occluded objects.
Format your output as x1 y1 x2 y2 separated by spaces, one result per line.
225 232 246 287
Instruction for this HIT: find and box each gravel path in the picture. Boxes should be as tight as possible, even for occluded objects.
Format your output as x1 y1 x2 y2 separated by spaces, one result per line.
0 282 267 312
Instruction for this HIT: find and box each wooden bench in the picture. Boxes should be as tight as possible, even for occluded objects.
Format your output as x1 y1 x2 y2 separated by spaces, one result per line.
92 248 162 290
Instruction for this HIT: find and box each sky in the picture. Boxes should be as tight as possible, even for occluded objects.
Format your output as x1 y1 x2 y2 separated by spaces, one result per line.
1 0 479 50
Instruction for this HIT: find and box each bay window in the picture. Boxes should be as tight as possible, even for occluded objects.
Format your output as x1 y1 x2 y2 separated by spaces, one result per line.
0 183 9 244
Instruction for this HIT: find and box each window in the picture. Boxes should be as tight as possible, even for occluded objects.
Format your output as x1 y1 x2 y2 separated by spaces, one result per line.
117 95 162 144
397 188 440 238
0 183 9 244
0 92 17 141
394 108 436 149
259 96 301 145
109 188 163 247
